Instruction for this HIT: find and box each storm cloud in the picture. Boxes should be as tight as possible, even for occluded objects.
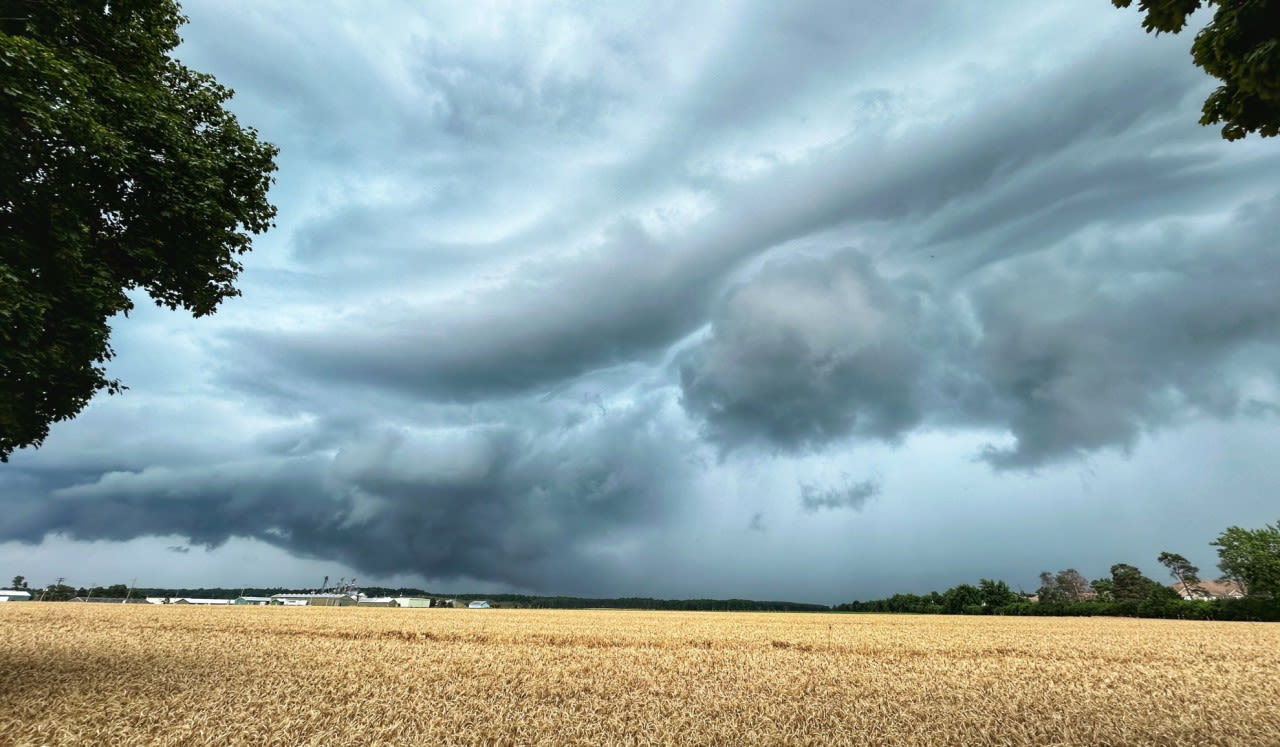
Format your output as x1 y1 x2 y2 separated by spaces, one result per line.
3 392 697 593
3 0 1279 602
681 250 925 451
800 477 882 513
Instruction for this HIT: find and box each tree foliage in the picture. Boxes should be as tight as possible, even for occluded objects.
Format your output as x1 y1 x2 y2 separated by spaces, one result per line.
977 578 1019 609
0 0 278 460
39 582 75 601
941 583 982 614
1211 521 1280 597
1113 0 1280 140
836 521 1280 619
1157 551 1202 595
1038 568 1092 603
1108 563 1160 602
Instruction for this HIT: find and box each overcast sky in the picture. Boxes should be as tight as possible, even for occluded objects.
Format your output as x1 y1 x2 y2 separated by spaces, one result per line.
4 1 1279 603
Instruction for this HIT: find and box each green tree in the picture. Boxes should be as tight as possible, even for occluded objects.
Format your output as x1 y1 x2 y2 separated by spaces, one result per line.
10 574 26 589
102 583 131 598
1211 521 1280 597
941 583 982 614
1090 577 1115 601
1113 0 1280 140
977 578 1018 609
1157 551 1202 597
1 0 278 460
1109 563 1159 602
1037 571 1063 603
39 582 75 601
1057 568 1092 601
1038 569 1092 603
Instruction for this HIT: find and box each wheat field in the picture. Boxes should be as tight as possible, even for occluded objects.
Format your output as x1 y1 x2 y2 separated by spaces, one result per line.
1 604 1277 746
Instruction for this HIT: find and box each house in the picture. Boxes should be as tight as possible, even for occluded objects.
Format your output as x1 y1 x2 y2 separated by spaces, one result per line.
0 589 31 602
468 600 491 609
1171 580 1246 600
233 596 273 605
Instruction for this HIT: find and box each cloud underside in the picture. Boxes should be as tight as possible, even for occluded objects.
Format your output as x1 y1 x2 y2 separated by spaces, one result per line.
683 195 1280 468
3 1 1280 594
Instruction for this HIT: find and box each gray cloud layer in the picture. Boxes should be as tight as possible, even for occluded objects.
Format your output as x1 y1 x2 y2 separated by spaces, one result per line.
3 1 1279 599
680 188 1280 468
5 393 695 594
681 251 924 450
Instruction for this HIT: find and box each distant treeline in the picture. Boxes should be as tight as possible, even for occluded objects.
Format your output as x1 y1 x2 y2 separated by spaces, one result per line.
836 519 1280 622
836 592 1280 622
470 595 830 612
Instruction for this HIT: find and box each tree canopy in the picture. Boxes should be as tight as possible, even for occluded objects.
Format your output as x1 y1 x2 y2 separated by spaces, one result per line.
1107 563 1160 601
1113 0 1280 140
1211 521 1280 597
0 0 278 460
1038 568 1092 603
1157 551 1202 594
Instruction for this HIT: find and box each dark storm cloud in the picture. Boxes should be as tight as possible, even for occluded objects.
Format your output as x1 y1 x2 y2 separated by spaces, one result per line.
800 477 881 513
243 219 720 399
0 395 695 594
679 192 1280 468
241 23 1216 407
681 250 925 451
964 193 1280 468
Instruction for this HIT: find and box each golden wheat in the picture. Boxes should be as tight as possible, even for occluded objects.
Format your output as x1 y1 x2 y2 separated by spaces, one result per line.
1 604 1277 746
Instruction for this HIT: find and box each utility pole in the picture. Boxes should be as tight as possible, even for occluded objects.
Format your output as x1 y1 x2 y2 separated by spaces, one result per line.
38 576 62 603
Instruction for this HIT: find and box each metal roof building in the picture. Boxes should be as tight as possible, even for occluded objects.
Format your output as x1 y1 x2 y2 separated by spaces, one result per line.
269 593 357 607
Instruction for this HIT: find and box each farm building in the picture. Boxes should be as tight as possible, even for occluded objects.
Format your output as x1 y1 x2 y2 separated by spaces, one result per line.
170 598 232 605
269 593 357 607
233 596 273 605
0 589 31 601
468 600 491 609
357 597 396 607
394 597 434 608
